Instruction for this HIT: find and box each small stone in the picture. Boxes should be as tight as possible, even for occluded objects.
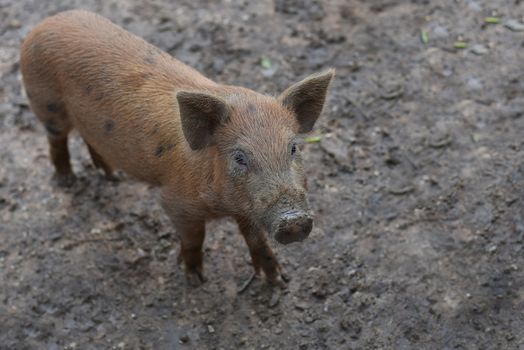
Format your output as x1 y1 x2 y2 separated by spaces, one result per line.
505 19 524 32
471 44 488 55
207 325 215 333
432 24 449 38
294 302 309 311
179 334 190 343
269 291 280 308
486 244 497 253
466 0 481 11
131 313 137 319
347 269 357 277
8 20 22 29
466 77 483 91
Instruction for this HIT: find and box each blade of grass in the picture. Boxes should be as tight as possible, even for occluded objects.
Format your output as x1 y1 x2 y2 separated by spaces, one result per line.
484 17 501 24
304 135 322 143
260 57 272 69
420 29 429 44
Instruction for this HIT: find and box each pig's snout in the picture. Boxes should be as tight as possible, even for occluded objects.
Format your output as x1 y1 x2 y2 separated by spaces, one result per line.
273 210 313 245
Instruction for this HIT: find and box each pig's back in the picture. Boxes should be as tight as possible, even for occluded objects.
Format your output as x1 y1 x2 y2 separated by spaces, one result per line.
21 10 214 185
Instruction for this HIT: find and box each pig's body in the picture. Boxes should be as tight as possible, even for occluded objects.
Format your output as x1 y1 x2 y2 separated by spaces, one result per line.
22 11 218 185
21 10 334 286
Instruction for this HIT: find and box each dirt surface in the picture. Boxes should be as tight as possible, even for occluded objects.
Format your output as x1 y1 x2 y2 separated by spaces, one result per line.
1 0 524 349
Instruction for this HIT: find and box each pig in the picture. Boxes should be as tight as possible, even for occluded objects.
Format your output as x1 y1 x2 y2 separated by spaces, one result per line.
20 10 334 287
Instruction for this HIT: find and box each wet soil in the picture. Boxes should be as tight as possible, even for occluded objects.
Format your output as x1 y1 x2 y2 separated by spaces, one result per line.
1 0 524 349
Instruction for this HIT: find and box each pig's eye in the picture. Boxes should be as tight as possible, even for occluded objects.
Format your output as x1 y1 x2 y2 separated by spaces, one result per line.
233 150 248 169
291 143 298 156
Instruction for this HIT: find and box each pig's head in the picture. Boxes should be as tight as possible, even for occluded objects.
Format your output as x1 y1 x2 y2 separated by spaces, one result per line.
177 70 334 244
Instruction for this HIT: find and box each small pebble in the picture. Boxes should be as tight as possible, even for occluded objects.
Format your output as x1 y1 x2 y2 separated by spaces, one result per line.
179 334 190 343
269 291 280 308
505 19 524 32
466 78 483 91
294 302 309 311
487 244 497 253
432 25 449 38
208 325 215 333
471 44 488 55
8 20 21 29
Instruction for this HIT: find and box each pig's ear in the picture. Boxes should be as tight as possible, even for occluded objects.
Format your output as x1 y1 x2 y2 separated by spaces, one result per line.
278 69 335 133
176 91 230 150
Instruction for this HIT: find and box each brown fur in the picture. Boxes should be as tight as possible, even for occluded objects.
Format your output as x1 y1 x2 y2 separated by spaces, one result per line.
20 10 334 286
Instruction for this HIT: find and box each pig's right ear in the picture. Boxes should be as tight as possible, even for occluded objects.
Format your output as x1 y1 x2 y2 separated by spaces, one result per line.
176 91 230 150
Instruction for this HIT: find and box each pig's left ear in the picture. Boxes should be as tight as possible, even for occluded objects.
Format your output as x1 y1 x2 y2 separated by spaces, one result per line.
176 91 230 150
278 69 335 133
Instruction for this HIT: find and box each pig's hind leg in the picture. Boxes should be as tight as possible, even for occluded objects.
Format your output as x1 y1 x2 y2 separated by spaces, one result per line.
86 143 116 181
29 94 75 187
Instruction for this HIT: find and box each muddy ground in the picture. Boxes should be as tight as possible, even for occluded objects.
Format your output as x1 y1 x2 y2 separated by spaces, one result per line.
1 0 523 349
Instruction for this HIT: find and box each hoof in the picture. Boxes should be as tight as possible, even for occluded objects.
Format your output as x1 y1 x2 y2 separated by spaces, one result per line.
52 172 77 188
185 269 207 287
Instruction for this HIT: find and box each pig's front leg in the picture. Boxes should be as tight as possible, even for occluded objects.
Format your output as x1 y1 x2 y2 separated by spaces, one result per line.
237 218 287 288
174 218 207 286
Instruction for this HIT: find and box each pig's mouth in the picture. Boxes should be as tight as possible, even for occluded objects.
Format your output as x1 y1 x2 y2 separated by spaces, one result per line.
269 209 313 245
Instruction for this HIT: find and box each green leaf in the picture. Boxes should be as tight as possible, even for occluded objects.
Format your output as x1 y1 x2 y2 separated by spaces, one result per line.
453 41 468 49
260 57 272 69
304 135 322 143
484 17 501 24
420 29 429 44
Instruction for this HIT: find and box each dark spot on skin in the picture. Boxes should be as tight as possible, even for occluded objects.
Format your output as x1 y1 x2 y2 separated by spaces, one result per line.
247 103 257 114
47 103 59 113
84 85 92 96
103 120 114 133
155 145 164 157
154 142 176 158
95 93 104 101
44 120 61 136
